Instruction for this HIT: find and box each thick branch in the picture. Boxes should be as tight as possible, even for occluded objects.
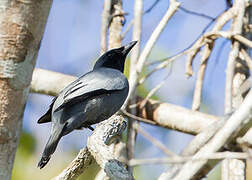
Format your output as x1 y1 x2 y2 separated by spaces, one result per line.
87 115 133 180
52 148 94 180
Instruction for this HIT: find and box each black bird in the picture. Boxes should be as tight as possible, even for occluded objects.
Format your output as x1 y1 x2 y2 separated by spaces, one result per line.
37 41 137 169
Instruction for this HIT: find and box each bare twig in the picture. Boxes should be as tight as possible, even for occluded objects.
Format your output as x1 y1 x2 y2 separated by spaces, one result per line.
186 7 234 77
129 152 252 166
100 0 111 54
140 78 167 108
178 6 215 20
140 43 206 84
143 0 161 14
191 7 235 110
121 19 134 39
138 127 177 157
123 0 180 109
240 48 252 71
225 0 245 114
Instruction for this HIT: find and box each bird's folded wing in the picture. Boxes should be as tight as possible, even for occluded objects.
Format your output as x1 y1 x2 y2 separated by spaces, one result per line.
54 71 127 112
37 96 57 124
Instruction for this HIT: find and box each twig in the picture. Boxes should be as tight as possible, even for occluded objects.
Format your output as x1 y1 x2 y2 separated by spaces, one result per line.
146 8 227 68
128 152 252 166
100 0 111 54
178 6 215 20
240 48 252 71
191 42 213 110
225 0 245 114
123 0 180 109
140 43 205 84
121 19 133 39
233 34 252 48
140 77 167 108
138 127 177 157
143 0 161 14
191 8 235 110
185 8 234 77
122 109 157 125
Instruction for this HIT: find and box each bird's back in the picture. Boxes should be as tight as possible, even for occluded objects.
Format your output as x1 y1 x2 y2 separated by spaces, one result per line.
51 68 129 134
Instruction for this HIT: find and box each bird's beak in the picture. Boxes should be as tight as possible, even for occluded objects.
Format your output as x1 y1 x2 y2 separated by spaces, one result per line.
122 41 137 55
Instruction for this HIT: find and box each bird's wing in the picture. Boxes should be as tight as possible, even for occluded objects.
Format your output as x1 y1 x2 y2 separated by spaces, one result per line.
54 69 128 112
37 96 57 124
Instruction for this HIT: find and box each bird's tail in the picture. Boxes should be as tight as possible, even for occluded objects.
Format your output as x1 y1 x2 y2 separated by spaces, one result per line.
38 124 66 169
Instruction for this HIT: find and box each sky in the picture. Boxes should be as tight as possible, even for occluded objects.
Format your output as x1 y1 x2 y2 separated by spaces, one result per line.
21 0 232 179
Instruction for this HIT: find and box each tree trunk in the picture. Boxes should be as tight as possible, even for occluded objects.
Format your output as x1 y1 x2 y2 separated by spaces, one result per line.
0 1 53 179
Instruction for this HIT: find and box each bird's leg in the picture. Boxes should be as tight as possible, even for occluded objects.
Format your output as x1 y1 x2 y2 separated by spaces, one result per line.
76 124 94 131
87 126 94 131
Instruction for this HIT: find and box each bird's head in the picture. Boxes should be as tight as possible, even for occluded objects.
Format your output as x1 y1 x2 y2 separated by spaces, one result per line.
94 41 137 73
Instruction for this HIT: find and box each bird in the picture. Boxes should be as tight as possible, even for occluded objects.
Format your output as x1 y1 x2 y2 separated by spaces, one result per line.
37 41 137 169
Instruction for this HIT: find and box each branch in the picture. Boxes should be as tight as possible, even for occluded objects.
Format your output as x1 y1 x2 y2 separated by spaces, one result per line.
52 148 93 180
108 0 124 49
53 115 133 180
185 7 235 77
189 8 235 110
30 68 219 135
158 114 229 179
225 0 246 113
172 89 252 180
138 127 177 157
87 115 133 180
100 0 111 54
129 152 251 166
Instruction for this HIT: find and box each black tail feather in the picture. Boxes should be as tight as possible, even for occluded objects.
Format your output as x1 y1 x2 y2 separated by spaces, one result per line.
38 156 51 169
38 124 66 169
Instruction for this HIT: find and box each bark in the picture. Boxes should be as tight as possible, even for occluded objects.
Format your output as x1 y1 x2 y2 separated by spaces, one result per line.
0 1 52 179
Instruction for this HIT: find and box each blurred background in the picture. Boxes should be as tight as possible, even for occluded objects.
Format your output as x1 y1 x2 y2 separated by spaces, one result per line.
12 0 250 179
